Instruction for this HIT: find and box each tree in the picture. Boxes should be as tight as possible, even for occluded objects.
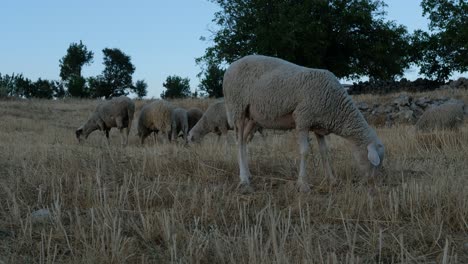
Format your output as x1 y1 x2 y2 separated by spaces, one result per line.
52 81 66 99
30 78 54 99
199 0 412 81
15 75 34 98
133 80 148 98
90 48 136 98
197 62 225 98
59 41 94 97
0 73 16 97
416 0 468 81
67 75 89 98
160 75 192 99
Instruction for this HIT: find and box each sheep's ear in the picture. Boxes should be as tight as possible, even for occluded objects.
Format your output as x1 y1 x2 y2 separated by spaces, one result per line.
367 143 381 166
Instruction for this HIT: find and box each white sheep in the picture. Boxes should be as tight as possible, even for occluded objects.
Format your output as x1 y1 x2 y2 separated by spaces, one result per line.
187 99 263 143
223 55 385 193
137 100 190 144
76 96 135 145
137 100 175 144
415 101 465 131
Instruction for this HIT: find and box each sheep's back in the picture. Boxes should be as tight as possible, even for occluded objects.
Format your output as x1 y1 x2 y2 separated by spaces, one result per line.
416 103 465 131
138 100 175 132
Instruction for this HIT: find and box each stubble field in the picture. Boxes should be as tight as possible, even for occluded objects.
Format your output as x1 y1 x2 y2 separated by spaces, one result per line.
0 90 467 263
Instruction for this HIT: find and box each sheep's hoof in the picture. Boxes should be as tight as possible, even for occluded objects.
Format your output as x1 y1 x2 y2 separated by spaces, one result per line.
237 182 254 194
296 182 311 193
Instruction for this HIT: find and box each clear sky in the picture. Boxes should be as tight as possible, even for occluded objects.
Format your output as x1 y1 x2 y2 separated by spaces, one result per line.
0 0 460 98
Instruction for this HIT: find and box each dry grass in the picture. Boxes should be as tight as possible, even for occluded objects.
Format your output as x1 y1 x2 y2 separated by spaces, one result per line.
0 92 467 263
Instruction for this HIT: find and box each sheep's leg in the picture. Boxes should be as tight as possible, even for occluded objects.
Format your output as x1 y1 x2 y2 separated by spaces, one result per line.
152 131 158 145
297 129 311 192
103 129 110 144
124 126 130 146
236 119 254 193
115 117 126 146
315 133 337 185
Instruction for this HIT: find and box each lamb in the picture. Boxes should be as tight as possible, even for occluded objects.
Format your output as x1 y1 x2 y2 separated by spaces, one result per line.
415 101 465 132
75 96 135 145
223 55 385 193
187 99 263 143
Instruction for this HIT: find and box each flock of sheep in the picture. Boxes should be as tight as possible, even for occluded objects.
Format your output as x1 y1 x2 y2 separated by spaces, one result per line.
75 55 465 193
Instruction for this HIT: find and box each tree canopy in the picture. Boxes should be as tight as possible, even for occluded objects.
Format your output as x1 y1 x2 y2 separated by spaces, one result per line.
59 41 94 80
415 0 468 81
89 48 137 98
197 62 225 98
59 41 94 97
160 75 192 99
198 0 412 81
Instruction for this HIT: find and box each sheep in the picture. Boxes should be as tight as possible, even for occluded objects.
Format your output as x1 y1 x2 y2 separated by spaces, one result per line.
415 101 465 132
75 96 135 145
187 99 263 143
171 107 189 143
187 108 204 131
223 55 385 193
137 100 190 144
137 100 175 144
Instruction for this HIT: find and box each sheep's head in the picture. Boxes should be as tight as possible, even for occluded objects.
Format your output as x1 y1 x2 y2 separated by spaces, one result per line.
75 119 98 142
187 127 204 143
352 138 385 179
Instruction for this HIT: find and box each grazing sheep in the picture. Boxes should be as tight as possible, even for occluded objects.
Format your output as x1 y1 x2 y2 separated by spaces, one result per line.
137 100 175 144
76 96 135 145
171 107 189 143
223 55 384 193
187 99 263 143
187 108 204 131
415 101 465 132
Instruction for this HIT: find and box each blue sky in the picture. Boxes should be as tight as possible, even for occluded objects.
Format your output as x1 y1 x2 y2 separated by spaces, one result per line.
0 0 459 98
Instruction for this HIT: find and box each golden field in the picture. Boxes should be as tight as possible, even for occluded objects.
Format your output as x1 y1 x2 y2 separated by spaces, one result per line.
0 90 467 263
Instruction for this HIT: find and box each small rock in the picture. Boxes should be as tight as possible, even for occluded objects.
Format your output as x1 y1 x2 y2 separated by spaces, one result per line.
393 94 411 107
356 102 369 111
415 96 431 108
393 109 415 123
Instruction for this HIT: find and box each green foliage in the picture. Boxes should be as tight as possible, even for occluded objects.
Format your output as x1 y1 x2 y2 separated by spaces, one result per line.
197 63 225 98
52 81 66 99
59 41 94 80
0 73 16 97
87 76 109 98
199 0 412 80
89 48 136 98
0 73 34 98
31 79 54 99
161 75 192 99
133 80 148 98
59 41 93 98
67 75 89 98
15 75 34 98
417 0 468 81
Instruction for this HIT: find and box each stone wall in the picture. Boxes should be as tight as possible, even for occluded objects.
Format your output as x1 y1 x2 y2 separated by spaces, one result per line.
347 77 468 95
356 94 466 127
